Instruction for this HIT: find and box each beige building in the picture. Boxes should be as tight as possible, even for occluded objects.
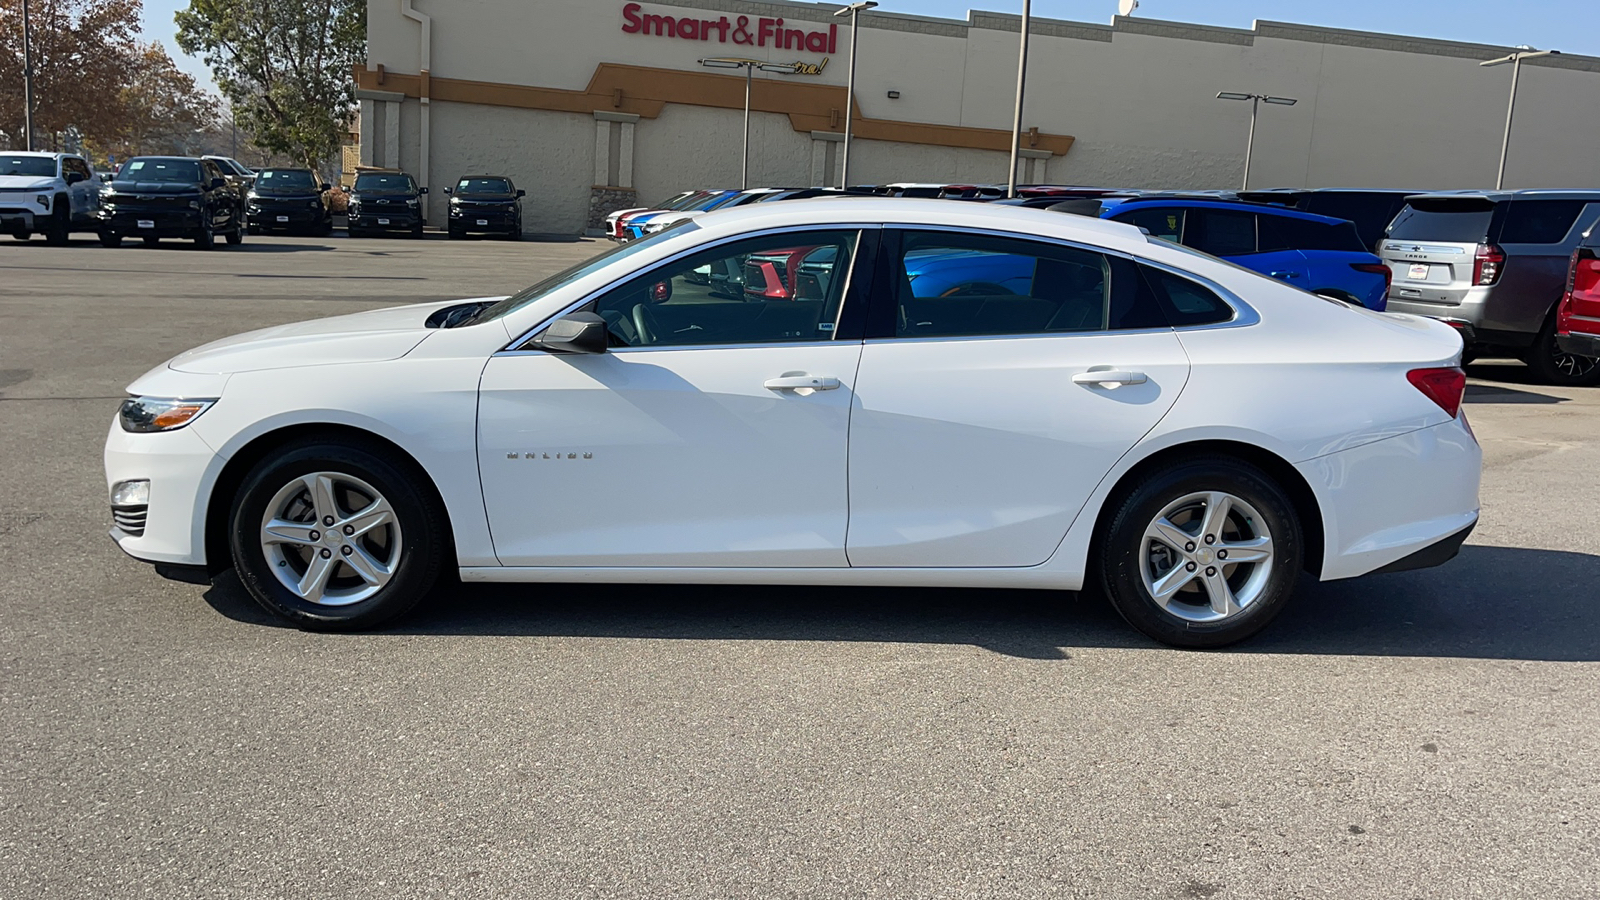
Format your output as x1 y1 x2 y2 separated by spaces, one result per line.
358 0 1600 235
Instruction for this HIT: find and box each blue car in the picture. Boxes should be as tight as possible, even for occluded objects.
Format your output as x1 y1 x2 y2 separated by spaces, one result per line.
1098 198 1390 311
623 190 743 239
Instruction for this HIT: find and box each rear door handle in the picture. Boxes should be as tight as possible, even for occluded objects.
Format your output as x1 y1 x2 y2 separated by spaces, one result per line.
765 375 840 391
1072 369 1148 387
1270 271 1299 279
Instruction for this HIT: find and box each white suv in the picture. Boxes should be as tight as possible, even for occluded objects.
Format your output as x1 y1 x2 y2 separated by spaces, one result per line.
0 151 100 245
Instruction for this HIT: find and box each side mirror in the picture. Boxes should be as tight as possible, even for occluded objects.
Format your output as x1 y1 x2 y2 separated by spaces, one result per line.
516 189 526 198
442 187 452 195
320 182 331 192
340 184 351 193
419 186 429 195
99 172 114 183
65 171 85 185
210 177 226 190
530 312 608 355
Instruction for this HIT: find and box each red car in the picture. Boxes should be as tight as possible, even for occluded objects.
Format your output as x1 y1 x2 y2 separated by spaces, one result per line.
1556 226 1600 363
742 245 837 301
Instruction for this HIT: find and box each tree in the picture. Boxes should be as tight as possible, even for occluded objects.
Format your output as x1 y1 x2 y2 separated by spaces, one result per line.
110 44 220 156
0 0 144 148
174 0 363 173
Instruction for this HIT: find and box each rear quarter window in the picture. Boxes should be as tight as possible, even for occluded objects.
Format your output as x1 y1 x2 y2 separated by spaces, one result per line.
1496 200 1587 244
1259 215 1367 253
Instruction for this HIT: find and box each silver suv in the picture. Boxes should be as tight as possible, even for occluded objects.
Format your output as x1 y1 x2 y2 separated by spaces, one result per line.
0 151 100 245
1380 191 1600 386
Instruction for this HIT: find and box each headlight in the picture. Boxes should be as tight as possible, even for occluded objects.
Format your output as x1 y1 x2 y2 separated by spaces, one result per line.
309 199 322 210
188 200 202 209
118 396 217 433
405 198 419 207
246 191 259 201
37 194 50 209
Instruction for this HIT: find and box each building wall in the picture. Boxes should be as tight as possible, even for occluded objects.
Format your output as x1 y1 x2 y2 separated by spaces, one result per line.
364 0 1600 235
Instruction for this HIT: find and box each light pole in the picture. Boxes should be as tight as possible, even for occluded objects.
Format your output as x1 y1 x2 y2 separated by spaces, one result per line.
1005 0 1033 197
1216 92 1298 190
698 58 799 189
21 0 35 150
833 1 877 189
1482 48 1560 190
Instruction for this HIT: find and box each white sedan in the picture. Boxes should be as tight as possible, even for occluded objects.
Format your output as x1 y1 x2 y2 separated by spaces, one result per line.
105 199 1481 647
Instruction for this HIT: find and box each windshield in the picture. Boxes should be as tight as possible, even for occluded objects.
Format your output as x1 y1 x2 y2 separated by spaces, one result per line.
464 221 701 326
1 156 55 177
355 172 416 192
255 169 317 190
456 177 512 195
1387 200 1496 243
663 192 708 211
116 159 201 183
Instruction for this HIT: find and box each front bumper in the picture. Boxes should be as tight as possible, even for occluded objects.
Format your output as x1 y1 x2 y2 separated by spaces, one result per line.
248 206 325 230
104 416 224 566
0 206 43 231
1298 416 1482 581
99 209 202 237
448 207 518 233
350 210 421 230
1556 330 1600 359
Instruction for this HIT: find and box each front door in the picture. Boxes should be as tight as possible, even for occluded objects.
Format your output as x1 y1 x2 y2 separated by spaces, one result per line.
846 229 1192 568
478 228 870 567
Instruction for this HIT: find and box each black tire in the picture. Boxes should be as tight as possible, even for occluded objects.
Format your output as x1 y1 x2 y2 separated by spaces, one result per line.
228 439 447 630
1524 312 1600 387
142 236 160 247
98 231 121 248
448 225 465 240
225 220 244 245
410 222 424 239
347 226 365 238
247 223 261 236
11 230 30 241
193 218 215 249
44 201 70 245
1097 456 1304 649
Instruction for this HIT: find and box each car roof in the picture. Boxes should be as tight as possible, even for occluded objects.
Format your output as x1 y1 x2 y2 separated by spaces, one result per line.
1405 189 1600 202
4 150 71 158
1105 196 1351 225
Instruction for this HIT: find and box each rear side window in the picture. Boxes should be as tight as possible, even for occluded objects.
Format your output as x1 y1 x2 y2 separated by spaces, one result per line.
1113 207 1184 243
1259 215 1367 253
1186 210 1257 257
1387 200 1495 243
1497 200 1587 244
1139 266 1235 327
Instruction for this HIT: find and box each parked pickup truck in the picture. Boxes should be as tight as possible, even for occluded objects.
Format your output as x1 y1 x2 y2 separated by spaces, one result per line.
0 151 100 245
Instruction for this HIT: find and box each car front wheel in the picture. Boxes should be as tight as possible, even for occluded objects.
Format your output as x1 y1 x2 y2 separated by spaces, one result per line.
1098 457 1303 648
229 440 446 630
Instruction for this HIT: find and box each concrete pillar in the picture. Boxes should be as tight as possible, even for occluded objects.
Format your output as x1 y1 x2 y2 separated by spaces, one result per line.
357 99 376 167
811 131 843 188
1019 148 1052 184
354 88 405 168
593 111 640 188
384 100 401 169
618 121 635 189
594 119 611 187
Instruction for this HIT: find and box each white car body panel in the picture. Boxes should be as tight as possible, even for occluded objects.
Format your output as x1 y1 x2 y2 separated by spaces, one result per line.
103 198 1480 598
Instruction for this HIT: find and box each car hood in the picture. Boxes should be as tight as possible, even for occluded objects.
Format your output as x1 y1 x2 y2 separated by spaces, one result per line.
0 175 58 190
107 182 204 194
353 190 416 198
167 297 503 375
251 189 320 200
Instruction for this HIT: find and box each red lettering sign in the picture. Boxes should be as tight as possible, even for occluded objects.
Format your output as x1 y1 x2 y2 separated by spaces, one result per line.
621 2 834 52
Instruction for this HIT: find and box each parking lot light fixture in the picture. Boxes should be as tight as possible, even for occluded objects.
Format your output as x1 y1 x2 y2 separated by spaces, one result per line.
699 57 799 190
1216 91 1299 190
1006 0 1032 198
1481 48 1560 190
834 1 878 188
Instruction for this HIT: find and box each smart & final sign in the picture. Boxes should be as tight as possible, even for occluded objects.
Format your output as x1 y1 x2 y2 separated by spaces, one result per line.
621 2 839 53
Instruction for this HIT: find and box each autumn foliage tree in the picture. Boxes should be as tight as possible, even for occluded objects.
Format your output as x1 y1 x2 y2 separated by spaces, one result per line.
0 0 217 154
175 0 363 173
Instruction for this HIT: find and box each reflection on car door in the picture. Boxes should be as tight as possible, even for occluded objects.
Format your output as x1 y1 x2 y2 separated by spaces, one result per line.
845 229 1192 568
477 229 870 567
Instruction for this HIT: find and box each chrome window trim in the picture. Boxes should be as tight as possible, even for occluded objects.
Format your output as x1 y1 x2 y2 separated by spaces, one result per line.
498 223 879 354
884 223 1259 335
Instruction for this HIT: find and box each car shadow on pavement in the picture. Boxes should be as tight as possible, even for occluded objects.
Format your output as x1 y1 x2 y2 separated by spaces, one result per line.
1464 383 1567 404
200 545 1600 662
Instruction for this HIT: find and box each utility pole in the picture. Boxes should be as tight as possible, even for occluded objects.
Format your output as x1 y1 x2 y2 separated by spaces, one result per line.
1006 0 1031 198
834 2 877 189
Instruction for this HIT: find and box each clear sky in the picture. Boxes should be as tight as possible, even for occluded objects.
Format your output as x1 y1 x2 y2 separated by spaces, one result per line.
142 0 1600 98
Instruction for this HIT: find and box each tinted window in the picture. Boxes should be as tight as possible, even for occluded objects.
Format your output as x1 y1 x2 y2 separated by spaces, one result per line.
456 177 512 195
1115 207 1184 243
1140 267 1234 327
592 230 857 347
1387 200 1495 242
1300 193 1408 247
1498 200 1586 244
64 158 91 179
893 232 1164 337
1 156 57 177
116 159 202 183
1187 210 1258 256
1258 214 1367 253
256 169 317 190
354 172 417 192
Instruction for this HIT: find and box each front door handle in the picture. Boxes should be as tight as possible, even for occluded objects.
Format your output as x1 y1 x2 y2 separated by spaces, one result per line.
765 374 840 391
1270 271 1300 279
1072 369 1147 387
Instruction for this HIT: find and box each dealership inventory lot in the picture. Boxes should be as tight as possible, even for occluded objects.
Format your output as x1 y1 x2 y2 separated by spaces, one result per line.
2 236 1597 898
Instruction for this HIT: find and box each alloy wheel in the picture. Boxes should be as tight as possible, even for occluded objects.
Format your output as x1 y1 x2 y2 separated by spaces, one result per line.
259 471 403 606
1139 491 1276 623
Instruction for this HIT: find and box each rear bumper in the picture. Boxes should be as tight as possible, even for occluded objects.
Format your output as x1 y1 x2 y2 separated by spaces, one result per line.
1298 416 1482 581
1556 330 1600 358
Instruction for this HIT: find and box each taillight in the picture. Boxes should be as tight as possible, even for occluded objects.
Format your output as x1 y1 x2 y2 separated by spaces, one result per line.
1571 248 1600 300
1473 243 1505 286
1407 367 1467 418
1351 262 1392 297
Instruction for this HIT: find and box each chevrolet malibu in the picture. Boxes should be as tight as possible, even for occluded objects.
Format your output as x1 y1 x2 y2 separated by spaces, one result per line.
105 200 1481 648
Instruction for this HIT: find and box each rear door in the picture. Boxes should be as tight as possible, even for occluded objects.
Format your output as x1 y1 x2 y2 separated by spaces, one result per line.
845 229 1190 568
1380 197 1496 311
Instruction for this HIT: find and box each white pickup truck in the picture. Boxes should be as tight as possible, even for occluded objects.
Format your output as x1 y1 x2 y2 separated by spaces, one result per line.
1 151 101 245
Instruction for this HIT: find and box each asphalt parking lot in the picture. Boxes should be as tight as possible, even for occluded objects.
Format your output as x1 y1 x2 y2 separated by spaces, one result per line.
2 233 1597 899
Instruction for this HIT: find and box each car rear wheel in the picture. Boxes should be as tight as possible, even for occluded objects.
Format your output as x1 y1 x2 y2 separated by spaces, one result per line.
229 440 446 630
1098 457 1303 648
1525 312 1600 387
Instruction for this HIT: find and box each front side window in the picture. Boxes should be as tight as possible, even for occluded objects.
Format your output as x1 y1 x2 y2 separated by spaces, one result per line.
892 231 1166 338
590 230 859 348
116 159 202 183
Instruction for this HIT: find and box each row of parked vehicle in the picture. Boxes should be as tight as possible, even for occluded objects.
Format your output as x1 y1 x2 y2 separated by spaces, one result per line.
606 182 1600 386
